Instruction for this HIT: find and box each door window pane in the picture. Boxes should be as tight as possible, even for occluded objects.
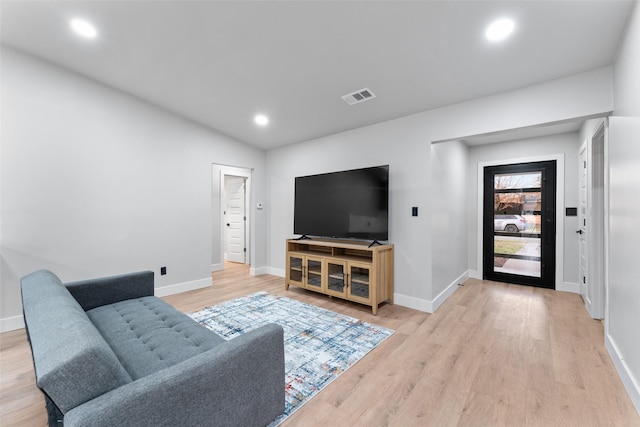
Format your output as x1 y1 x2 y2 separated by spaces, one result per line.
350 266 370 299
494 235 541 277
307 259 322 288
289 256 302 282
327 263 345 293
493 172 542 278
494 172 541 190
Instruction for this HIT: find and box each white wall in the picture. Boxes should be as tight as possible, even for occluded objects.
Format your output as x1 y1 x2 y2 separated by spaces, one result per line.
430 140 469 309
466 132 580 291
266 120 435 304
0 47 267 331
267 66 614 311
607 1 640 413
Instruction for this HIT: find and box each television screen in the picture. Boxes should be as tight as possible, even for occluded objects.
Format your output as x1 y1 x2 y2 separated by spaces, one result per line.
294 165 389 241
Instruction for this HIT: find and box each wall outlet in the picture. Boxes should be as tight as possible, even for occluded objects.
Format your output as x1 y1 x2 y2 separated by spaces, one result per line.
160 267 167 275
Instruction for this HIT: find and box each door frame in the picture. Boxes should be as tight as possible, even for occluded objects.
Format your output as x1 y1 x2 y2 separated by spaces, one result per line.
482 160 556 288
476 153 567 291
212 164 252 272
578 141 588 300
580 120 607 319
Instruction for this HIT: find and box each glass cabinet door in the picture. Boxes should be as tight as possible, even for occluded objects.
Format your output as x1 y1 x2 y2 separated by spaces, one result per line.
348 263 371 302
326 261 347 296
305 258 323 291
288 255 304 286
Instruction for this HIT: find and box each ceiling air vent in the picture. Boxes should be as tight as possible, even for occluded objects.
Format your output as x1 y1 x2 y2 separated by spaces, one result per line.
341 88 376 106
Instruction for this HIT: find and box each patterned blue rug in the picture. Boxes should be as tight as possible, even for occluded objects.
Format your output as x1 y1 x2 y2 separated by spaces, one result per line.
189 291 394 426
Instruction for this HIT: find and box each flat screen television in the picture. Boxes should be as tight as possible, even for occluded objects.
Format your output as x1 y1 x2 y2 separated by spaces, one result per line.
294 165 389 241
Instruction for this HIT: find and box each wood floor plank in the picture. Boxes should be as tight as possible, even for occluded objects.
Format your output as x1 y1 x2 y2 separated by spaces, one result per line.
1 263 638 426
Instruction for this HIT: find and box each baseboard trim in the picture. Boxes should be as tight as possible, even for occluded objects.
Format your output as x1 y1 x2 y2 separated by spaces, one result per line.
211 263 224 272
605 333 640 415
1 315 25 333
393 272 467 313
467 269 482 280
557 281 580 293
393 293 432 313
155 277 211 297
250 266 269 276
432 271 467 312
267 267 285 278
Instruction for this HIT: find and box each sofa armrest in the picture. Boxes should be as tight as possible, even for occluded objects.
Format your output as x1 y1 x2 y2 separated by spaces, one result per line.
63 323 285 427
65 271 154 311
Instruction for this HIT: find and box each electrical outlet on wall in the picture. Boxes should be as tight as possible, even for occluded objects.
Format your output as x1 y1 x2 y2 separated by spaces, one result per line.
160 267 167 275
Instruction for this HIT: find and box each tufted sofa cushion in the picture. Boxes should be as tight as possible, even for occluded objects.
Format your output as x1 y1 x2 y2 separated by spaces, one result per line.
86 296 225 380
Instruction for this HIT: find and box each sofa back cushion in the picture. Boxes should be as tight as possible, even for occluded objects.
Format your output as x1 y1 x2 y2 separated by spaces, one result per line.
21 270 132 414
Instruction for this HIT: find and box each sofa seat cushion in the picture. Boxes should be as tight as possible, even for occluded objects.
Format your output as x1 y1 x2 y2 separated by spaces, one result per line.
87 297 225 380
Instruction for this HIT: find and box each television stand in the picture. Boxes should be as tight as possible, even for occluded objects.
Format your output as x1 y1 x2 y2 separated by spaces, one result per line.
285 238 394 315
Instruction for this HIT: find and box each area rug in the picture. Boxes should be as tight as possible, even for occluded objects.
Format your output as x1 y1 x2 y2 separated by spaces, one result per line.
189 291 394 426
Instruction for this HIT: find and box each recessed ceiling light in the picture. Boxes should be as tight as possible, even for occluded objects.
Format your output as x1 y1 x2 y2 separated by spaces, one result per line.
70 18 98 39
485 18 515 42
254 114 269 126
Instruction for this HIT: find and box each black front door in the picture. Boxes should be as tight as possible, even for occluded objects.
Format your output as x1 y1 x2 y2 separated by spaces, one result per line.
483 161 556 289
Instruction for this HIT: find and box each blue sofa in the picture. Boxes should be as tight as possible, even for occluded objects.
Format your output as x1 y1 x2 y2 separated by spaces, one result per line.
21 270 285 427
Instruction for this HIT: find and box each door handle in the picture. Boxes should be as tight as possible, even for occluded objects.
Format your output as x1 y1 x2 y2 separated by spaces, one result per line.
576 229 583 234
226 223 230 227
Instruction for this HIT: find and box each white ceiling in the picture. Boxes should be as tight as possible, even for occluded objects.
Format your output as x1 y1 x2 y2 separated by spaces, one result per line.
1 1 634 150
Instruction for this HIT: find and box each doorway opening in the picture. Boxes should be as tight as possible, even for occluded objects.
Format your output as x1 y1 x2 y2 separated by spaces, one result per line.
212 165 252 272
483 160 557 288
579 121 606 319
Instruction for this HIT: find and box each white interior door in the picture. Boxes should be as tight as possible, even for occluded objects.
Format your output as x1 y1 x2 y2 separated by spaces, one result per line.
224 176 246 263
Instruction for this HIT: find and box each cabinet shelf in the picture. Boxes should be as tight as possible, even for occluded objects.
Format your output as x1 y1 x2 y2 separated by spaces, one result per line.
285 238 394 315
351 274 369 284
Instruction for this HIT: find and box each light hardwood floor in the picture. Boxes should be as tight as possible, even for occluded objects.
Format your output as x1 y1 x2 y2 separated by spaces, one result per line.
1 263 639 426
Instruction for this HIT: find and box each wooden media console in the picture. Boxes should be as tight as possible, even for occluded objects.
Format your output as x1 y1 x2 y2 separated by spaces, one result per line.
285 238 394 315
